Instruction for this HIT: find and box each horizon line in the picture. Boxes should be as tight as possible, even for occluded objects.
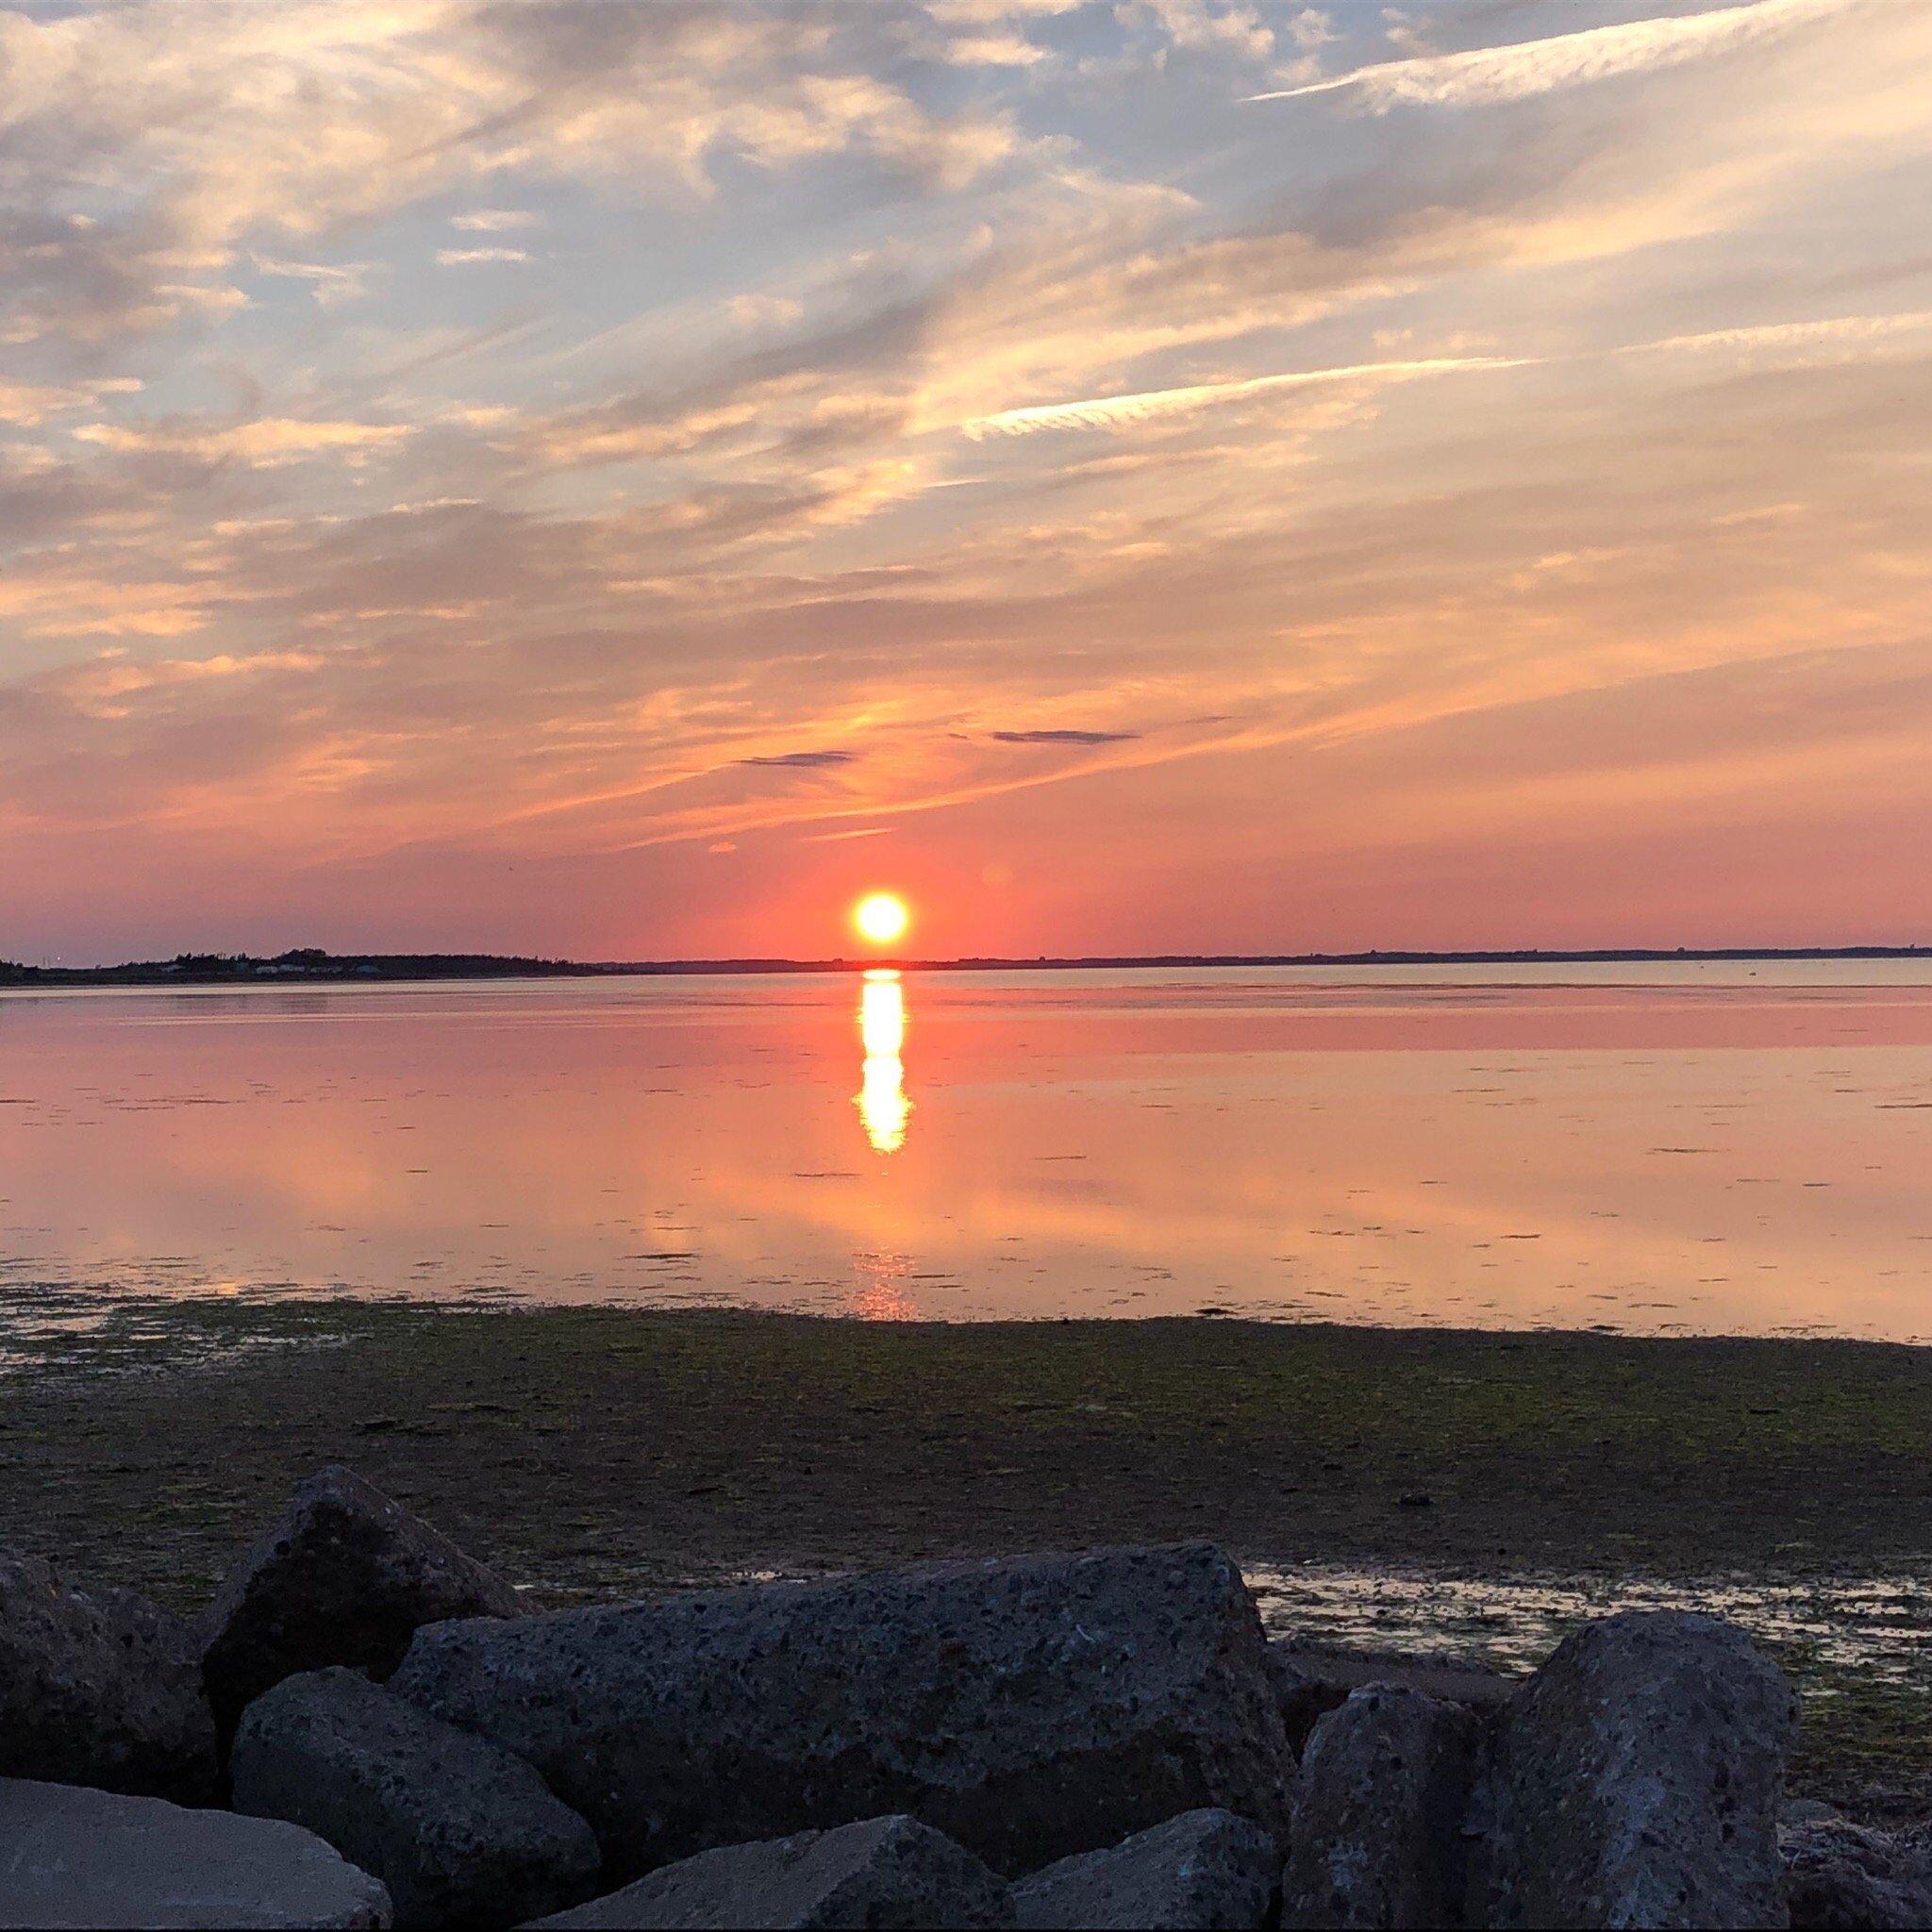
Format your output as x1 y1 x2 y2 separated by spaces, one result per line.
6 941 1931 983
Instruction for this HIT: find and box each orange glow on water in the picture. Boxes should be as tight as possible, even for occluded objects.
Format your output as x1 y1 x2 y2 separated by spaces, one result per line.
8 965 1932 1331
857 969 910 1154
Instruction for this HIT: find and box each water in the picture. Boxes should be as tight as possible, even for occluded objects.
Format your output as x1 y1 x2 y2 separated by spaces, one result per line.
5 960 1932 1336
1243 1564 1932 1683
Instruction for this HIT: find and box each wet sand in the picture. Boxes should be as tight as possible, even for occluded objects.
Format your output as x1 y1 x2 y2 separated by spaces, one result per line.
4 1296 1931 1817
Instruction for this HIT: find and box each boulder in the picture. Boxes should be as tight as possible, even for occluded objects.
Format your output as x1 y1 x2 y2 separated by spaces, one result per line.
1782 1800 1845 1830
1264 1640 1515 1755
392 1542 1290 1878
199 1466 522 1734
1279 1685 1482 1928
1009 1807 1276 1930
1782 1817 1932 1929
230 1668 601 1930
1474 1609 1797 1928
0 1775 392 1928
523 1816 1012 1929
0 1552 217 1802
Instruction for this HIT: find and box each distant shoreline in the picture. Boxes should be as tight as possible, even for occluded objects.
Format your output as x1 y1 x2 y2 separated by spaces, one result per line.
4 942 1930 990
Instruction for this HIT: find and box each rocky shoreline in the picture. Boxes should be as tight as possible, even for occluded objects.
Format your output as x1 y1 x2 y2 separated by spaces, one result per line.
4 1465 1927 1929
8 1300 1932 1826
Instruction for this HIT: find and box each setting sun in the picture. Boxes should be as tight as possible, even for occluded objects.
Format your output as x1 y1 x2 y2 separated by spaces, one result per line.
853 892 909 947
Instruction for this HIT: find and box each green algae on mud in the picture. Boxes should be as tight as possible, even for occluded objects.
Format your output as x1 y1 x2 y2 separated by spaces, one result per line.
5 1293 1932 1813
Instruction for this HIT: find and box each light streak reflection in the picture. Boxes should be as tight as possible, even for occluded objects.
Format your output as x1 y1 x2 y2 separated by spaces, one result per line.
856 969 910 1154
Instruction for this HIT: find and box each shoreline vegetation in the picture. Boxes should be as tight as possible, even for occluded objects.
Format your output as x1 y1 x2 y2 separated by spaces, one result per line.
5 1297 1932 1820
2 942 1930 989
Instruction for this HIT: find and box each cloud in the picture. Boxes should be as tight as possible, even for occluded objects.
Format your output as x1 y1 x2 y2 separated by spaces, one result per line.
434 247 530 267
739 748 861 768
0 1 1020 348
960 310 1932 440
70 416 415 466
0 375 142 426
1248 0 1846 111
513 294 930 469
924 0 1084 19
941 32 1050 67
250 254 373 307
1124 0 1278 64
450 209 541 232
1622 309 1932 363
5 0 1932 958
963 355 1524 437
991 728 1140 744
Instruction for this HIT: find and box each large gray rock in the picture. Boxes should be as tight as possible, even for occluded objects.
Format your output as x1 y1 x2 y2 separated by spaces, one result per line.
231 1668 600 1930
199 1466 522 1734
1264 1641 1516 1755
1782 1817 1932 1929
1280 1685 1482 1929
393 1542 1289 1878
1474 1610 1798 1929
1010 1807 1276 1930
524 1816 1012 1929
0 1553 217 1802
0 1775 392 1928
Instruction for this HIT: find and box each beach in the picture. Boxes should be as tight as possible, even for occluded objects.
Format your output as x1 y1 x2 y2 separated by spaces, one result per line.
8 1295 1931 1821
8 968 1932 1832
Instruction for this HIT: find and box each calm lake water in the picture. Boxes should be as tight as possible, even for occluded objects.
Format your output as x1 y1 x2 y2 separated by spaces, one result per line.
6 961 1932 1338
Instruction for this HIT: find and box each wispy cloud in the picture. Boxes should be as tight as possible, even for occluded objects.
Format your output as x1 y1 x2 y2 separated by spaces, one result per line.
941 32 1050 67
250 254 373 308
740 749 860 769
1248 0 1845 110
4 0 1932 957
71 416 414 465
962 356 1526 438
990 728 1140 744
1620 309 1932 361
0 375 141 426
961 309 1932 440
434 247 530 268
0 1 1018 348
450 209 541 233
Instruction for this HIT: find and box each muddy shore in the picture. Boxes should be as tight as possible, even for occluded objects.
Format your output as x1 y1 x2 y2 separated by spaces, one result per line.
4 1296 1930 1815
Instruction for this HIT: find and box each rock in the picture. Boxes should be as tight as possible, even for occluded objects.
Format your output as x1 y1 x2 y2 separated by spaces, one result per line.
1279 1685 1481 1929
1782 1817 1932 1929
199 1466 522 1735
1264 1640 1516 1756
523 1816 1011 1929
1474 1609 1797 1928
0 1775 392 1928
1009 1807 1276 1930
0 1552 217 1802
230 1667 601 1930
393 1541 1289 1878
1783 1800 1845 1831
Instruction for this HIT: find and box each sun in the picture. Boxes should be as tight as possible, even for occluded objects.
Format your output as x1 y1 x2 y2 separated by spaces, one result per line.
854 891 910 946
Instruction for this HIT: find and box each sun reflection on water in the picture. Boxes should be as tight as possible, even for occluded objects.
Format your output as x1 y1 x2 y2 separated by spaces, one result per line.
850 1250 918 1320
857 969 910 1154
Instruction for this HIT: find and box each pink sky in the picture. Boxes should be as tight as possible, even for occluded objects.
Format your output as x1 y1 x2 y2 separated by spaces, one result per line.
3 0 1930 962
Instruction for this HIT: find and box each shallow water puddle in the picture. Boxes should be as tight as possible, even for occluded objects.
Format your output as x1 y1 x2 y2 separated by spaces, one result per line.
1245 1563 1932 1684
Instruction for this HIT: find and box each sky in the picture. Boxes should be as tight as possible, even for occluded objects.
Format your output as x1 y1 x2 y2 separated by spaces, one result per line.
3 0 1931 963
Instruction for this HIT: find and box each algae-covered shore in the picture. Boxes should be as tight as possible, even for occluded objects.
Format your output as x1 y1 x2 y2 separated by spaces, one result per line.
5 1296 1932 1816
